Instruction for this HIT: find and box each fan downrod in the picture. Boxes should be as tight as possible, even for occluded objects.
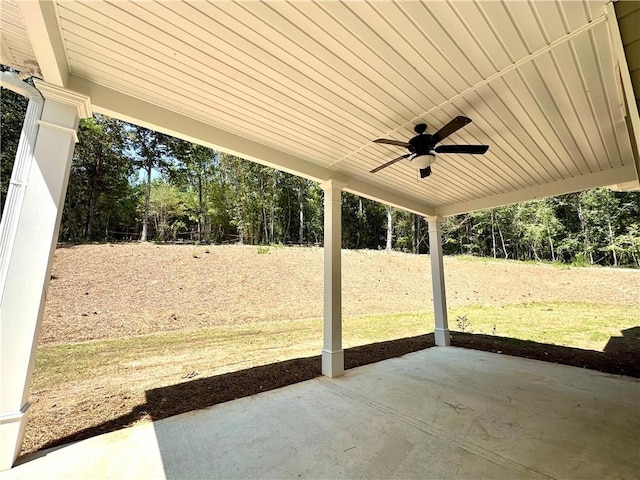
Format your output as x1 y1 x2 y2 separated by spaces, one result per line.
414 123 427 135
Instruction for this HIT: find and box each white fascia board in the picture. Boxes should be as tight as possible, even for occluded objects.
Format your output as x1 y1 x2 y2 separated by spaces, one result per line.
609 180 640 191
437 164 638 217
67 75 331 182
607 3 640 184
67 75 435 216
18 0 68 87
343 179 436 217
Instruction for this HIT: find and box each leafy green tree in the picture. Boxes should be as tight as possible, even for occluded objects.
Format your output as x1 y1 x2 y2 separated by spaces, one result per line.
147 181 187 241
0 82 28 214
341 193 386 249
60 115 133 241
219 154 264 244
303 182 323 245
168 140 219 242
613 224 640 267
393 210 427 253
128 126 172 242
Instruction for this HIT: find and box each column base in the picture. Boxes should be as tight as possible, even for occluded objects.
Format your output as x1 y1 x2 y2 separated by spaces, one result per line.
322 349 344 378
0 403 30 471
435 328 451 346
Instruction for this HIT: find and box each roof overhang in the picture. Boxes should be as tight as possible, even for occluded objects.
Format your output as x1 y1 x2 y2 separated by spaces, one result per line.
2 0 639 216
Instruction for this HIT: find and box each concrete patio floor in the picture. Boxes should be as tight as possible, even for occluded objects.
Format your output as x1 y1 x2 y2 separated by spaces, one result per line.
4 347 639 479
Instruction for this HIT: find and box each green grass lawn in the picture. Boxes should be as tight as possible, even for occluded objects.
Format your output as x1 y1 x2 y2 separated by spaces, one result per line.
35 302 638 390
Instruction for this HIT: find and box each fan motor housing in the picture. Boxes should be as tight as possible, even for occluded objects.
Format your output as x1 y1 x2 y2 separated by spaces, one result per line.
409 134 435 155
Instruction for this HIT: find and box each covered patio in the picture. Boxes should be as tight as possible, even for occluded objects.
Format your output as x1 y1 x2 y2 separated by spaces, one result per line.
1 0 639 473
6 347 640 479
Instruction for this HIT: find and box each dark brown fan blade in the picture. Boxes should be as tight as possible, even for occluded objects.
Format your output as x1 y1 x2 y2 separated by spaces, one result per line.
419 166 432 178
434 144 489 155
370 153 411 173
432 116 472 144
373 138 411 148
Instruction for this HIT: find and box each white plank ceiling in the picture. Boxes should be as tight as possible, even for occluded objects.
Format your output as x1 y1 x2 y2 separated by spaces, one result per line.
2 0 639 216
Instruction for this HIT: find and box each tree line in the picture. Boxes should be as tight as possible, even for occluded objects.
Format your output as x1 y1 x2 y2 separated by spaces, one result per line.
2 88 639 267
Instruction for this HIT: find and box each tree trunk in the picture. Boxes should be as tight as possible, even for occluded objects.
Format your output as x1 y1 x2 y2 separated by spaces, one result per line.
606 214 617 266
386 205 393 252
497 221 508 258
411 214 417 254
491 210 497 258
356 198 363 248
270 202 275 244
417 216 428 253
577 200 593 264
298 185 304 245
547 225 556 262
197 173 203 243
532 244 541 261
262 205 269 244
84 153 103 240
238 223 244 245
283 194 291 244
85 185 96 241
141 163 152 242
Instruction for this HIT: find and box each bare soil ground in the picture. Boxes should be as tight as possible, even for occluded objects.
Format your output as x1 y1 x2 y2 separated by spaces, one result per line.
42 243 639 344
20 243 640 458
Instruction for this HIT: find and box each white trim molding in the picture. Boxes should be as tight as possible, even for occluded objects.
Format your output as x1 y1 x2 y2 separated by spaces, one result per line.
606 2 640 187
37 120 79 143
436 164 638 217
18 0 69 87
34 79 92 119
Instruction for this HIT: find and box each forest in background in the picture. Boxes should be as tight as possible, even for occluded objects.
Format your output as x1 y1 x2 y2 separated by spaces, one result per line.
2 85 640 267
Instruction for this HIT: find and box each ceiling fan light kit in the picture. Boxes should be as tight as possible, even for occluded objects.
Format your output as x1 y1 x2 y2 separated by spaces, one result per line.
371 116 489 178
410 154 435 169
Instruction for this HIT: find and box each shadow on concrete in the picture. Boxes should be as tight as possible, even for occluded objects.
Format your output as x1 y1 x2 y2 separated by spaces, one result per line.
33 327 638 455
34 334 436 453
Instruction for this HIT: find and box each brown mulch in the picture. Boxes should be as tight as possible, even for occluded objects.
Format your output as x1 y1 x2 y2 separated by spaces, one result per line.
33 330 638 455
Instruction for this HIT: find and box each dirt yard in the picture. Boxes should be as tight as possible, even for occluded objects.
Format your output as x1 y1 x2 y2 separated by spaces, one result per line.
42 243 639 344
19 243 639 458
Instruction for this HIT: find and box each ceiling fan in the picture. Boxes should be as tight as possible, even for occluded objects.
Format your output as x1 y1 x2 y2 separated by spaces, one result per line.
370 116 489 178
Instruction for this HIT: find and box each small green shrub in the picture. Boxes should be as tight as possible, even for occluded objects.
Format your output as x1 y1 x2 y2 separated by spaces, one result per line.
257 246 270 254
456 314 471 333
571 252 589 267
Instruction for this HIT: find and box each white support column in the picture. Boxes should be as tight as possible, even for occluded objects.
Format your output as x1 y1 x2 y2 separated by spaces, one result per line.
320 179 346 378
427 216 450 346
0 79 91 471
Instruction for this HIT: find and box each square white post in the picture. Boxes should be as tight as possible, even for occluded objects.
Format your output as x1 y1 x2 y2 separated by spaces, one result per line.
0 80 91 471
320 179 346 377
427 215 450 346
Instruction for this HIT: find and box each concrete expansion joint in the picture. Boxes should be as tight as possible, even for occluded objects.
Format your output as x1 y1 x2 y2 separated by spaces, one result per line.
317 373 551 479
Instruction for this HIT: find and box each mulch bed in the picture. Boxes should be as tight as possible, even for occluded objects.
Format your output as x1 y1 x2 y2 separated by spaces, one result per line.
36 331 638 454
452 330 640 378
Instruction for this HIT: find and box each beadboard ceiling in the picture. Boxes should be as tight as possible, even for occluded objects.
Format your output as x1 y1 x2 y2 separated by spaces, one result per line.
2 0 639 216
